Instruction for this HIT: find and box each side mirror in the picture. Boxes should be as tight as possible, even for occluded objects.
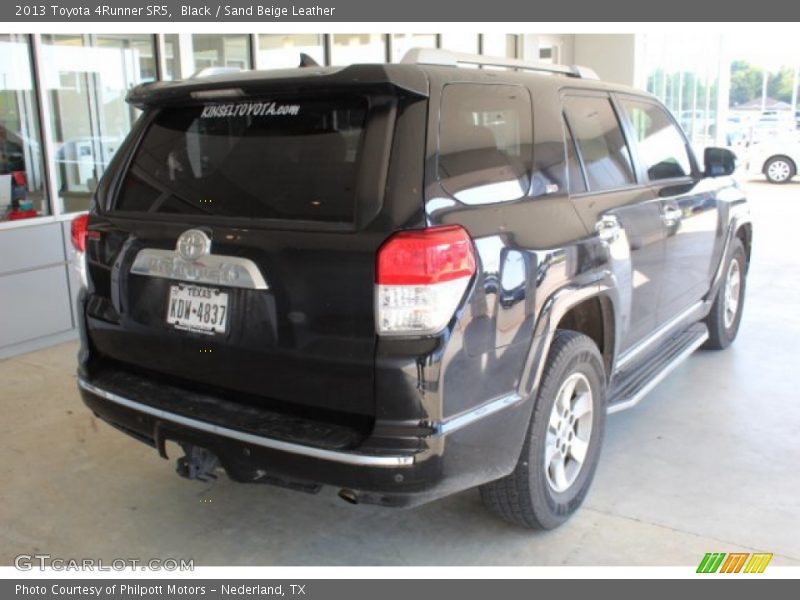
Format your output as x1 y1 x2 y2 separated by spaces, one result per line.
704 147 737 177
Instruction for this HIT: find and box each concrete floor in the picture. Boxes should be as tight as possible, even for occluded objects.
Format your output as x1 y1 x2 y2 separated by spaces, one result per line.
1 180 798 567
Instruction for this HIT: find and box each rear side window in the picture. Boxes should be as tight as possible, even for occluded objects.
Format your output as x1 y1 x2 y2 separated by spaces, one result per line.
620 99 693 180
115 97 368 222
437 83 533 205
563 95 634 192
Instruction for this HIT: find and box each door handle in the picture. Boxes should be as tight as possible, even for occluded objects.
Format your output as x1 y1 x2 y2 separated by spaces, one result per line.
595 215 621 243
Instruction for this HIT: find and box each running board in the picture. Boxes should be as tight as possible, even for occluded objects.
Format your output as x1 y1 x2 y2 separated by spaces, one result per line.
607 323 708 414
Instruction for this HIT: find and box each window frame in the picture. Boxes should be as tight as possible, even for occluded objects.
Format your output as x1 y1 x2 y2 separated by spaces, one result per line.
561 113 588 195
560 89 641 198
613 92 702 184
435 81 535 205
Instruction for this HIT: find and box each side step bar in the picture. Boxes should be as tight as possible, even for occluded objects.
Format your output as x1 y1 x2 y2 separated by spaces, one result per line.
607 323 709 414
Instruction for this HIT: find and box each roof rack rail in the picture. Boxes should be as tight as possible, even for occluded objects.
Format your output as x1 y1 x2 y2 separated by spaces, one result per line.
400 48 599 80
189 66 243 79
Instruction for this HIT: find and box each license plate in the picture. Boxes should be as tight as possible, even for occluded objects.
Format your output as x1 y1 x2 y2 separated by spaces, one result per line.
166 284 229 335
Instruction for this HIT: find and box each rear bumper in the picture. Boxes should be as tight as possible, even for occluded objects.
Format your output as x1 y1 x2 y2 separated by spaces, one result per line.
79 378 412 468
77 368 530 507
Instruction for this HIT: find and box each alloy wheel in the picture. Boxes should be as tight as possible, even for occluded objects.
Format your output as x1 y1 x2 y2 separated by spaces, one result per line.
723 258 741 329
545 372 594 493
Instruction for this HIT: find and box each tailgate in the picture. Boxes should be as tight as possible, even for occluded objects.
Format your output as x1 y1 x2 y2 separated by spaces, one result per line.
84 87 427 418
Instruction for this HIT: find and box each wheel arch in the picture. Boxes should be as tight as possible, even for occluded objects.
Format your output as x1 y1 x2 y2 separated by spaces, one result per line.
735 221 753 273
554 294 616 377
519 284 616 402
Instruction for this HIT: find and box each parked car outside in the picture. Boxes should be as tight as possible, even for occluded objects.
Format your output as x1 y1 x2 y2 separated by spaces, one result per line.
747 137 800 183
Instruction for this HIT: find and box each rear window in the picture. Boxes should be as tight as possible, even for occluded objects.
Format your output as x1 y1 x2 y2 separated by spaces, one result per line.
115 97 368 222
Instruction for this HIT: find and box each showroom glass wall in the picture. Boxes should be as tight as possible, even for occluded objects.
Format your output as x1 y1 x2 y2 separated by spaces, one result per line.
0 34 48 220
637 33 729 150
40 34 157 214
0 33 529 224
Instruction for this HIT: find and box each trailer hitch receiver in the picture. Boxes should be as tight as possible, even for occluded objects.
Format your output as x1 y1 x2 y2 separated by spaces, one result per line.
175 444 220 482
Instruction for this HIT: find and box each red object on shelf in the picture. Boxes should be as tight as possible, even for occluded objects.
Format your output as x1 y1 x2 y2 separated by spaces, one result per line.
7 209 38 220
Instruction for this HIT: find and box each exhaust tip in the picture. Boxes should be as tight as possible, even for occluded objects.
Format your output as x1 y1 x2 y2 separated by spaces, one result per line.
338 489 359 505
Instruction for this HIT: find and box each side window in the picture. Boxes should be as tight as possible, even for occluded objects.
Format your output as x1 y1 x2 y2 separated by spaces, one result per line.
563 95 635 192
438 83 533 205
621 99 693 181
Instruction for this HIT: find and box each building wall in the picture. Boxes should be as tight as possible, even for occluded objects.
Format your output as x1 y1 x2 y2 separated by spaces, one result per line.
572 34 637 86
0 218 80 359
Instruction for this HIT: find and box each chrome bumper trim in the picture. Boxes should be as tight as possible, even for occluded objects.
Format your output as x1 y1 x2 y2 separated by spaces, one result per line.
434 393 523 436
78 378 414 467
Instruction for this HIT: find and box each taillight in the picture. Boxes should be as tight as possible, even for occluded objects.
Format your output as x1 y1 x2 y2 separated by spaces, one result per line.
376 225 476 335
70 214 89 253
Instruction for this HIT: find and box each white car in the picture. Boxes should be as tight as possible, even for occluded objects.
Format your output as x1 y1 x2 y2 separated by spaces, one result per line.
747 137 800 183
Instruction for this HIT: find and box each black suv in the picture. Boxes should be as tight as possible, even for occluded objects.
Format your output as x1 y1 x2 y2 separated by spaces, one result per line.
73 49 752 529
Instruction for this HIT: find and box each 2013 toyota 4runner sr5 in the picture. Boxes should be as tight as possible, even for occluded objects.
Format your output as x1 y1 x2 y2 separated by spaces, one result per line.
73 49 752 529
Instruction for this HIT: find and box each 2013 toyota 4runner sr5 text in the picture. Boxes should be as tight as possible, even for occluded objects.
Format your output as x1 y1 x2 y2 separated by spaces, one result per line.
72 48 752 529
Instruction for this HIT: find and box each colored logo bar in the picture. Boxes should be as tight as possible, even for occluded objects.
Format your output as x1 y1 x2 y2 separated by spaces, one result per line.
697 552 773 573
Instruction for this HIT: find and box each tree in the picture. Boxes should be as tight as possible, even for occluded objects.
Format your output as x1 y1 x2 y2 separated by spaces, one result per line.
730 60 764 106
767 66 796 104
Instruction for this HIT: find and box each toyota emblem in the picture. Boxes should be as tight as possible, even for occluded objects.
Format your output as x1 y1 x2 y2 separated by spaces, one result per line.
176 229 212 262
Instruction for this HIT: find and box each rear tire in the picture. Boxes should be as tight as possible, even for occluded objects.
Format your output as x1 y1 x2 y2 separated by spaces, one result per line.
703 237 747 350
480 330 606 529
764 156 796 184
